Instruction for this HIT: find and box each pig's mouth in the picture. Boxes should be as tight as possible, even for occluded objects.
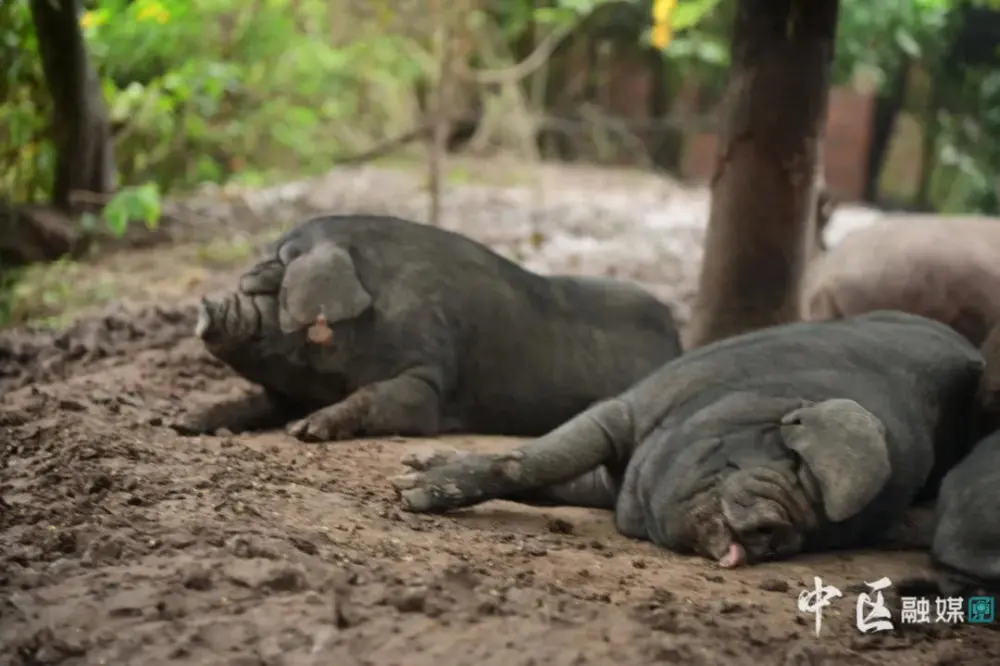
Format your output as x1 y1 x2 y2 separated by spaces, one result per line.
710 516 799 569
718 541 747 568
693 514 749 568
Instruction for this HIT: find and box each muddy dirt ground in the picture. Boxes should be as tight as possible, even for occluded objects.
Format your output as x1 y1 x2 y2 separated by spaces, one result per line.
3 161 999 665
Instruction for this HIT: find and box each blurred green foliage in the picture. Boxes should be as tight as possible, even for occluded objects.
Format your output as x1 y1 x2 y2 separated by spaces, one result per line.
1 0 53 204
2 0 428 235
2 0 1000 234
645 0 1000 214
83 0 427 189
830 0 1000 213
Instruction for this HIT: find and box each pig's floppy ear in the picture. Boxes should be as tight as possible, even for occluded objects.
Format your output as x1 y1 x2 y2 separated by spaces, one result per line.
239 259 285 295
278 243 372 334
779 398 891 523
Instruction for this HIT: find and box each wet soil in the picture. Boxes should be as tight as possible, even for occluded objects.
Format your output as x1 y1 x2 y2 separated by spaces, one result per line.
3 161 998 666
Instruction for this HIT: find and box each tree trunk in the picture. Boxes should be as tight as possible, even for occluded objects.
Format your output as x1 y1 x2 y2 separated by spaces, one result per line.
686 0 839 349
30 0 116 212
863 62 909 203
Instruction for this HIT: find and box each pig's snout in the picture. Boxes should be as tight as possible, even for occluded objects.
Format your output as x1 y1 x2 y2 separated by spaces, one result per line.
194 297 215 339
195 293 264 345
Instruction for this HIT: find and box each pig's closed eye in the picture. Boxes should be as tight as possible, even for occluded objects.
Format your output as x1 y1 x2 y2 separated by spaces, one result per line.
742 526 781 545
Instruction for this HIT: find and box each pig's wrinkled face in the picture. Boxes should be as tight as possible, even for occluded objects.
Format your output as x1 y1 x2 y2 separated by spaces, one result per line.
666 431 819 568
194 248 323 364
196 290 278 354
194 289 312 377
194 242 308 360
715 461 815 566
652 394 889 568
199 239 373 363
195 286 357 408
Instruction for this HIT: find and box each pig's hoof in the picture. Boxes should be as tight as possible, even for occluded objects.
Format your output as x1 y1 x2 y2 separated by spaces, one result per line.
390 474 440 513
392 447 475 512
287 403 362 443
287 417 320 442
167 415 211 436
286 415 346 443
400 447 468 471
390 470 469 513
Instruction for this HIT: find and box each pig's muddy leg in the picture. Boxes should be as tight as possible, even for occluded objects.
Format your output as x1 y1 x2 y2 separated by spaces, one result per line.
508 468 619 509
170 390 296 435
286 367 445 442
401 450 618 509
391 399 632 513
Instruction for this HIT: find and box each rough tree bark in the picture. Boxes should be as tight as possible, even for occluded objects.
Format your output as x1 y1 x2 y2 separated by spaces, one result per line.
30 0 116 211
863 63 909 204
686 0 839 348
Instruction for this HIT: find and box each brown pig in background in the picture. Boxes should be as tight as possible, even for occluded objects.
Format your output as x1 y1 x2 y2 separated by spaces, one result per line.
802 215 1000 346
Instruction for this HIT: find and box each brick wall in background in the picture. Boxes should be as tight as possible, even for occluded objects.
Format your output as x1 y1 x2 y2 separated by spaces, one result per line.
681 86 876 202
824 87 875 200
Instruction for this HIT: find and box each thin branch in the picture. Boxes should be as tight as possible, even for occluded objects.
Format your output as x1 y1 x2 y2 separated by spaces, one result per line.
454 17 581 85
426 0 453 226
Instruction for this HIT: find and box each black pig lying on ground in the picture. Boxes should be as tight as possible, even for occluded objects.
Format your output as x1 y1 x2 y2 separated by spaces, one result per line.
173 214 682 442
391 311 987 567
927 429 1000 597
910 324 1000 596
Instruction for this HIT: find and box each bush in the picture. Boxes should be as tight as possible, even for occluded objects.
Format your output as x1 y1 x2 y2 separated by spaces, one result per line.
85 0 428 193
2 0 430 217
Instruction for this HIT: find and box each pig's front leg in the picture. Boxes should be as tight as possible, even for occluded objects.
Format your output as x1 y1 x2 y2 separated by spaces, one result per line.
286 367 445 442
170 389 299 435
390 398 632 513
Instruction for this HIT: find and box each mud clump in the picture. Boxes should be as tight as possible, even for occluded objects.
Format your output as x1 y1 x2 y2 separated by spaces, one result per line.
0 302 198 393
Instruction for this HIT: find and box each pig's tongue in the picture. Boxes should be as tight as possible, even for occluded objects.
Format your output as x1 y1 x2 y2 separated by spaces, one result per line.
718 542 746 568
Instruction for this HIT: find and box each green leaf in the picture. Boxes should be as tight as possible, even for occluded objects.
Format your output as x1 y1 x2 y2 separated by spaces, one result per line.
534 6 575 26
102 202 130 238
673 0 724 31
894 29 921 59
98 183 163 236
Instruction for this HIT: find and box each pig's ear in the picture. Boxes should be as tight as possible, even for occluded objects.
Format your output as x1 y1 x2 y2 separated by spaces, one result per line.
239 259 285 296
238 237 295 295
278 243 372 334
779 398 891 523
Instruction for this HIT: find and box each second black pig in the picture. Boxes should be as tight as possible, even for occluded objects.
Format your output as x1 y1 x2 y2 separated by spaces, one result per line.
175 214 683 442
